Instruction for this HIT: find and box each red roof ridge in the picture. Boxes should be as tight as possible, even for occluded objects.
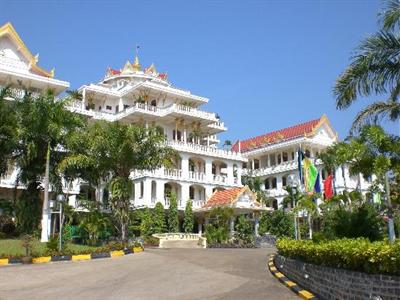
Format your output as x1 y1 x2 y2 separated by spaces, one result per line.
232 115 327 153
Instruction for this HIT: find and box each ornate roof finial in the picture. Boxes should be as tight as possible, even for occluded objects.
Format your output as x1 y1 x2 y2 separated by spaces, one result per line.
132 45 141 71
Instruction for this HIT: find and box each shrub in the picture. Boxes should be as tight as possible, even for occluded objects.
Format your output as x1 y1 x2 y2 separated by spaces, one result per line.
259 210 294 238
276 238 400 275
0 215 16 237
183 200 194 233
153 203 167 233
234 215 254 245
143 236 159 246
140 208 154 237
168 193 179 233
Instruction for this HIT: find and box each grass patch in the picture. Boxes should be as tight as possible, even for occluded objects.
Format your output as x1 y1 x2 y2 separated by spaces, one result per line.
0 239 100 258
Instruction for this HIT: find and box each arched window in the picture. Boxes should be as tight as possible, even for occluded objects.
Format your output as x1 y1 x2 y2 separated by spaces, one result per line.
150 99 157 106
271 177 277 189
265 178 270 190
140 181 144 198
282 176 287 187
277 154 282 164
282 152 288 162
189 186 195 200
173 130 182 141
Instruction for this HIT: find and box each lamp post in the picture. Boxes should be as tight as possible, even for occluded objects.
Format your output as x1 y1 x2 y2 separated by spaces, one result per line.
56 194 66 252
288 175 298 240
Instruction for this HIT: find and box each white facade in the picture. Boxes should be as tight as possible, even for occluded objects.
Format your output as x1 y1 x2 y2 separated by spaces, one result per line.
66 56 246 210
236 115 371 208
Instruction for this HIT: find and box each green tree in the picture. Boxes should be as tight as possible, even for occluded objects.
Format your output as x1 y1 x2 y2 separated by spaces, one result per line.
153 202 167 233
259 210 294 238
168 193 179 232
13 90 84 235
241 174 268 205
60 121 175 241
0 87 17 177
204 206 234 244
334 0 400 132
140 208 154 237
294 193 319 239
234 215 254 245
183 200 194 233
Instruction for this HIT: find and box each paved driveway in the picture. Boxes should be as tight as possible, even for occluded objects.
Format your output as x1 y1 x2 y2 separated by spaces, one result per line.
0 248 297 300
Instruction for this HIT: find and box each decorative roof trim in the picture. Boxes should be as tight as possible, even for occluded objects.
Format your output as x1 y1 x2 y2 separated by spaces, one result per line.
0 22 54 78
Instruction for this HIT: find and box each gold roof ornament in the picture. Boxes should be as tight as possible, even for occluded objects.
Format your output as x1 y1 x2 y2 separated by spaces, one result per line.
145 63 158 75
132 55 141 72
0 22 54 78
121 60 134 74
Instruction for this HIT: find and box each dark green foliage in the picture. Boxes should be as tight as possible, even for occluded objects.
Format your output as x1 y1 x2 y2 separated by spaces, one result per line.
204 207 234 245
0 215 16 237
277 238 400 275
168 193 179 233
15 183 41 234
153 202 167 233
259 210 294 238
183 200 194 233
234 215 254 245
322 203 384 241
140 208 155 237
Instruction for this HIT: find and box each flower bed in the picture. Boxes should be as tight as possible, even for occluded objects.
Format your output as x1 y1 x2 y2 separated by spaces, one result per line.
276 238 400 275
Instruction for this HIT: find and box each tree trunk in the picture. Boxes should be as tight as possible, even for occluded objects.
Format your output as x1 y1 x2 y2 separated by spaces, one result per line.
40 143 51 242
308 214 312 240
385 172 396 243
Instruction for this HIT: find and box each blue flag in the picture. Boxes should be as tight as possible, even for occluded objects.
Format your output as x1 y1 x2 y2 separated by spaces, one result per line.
314 173 321 193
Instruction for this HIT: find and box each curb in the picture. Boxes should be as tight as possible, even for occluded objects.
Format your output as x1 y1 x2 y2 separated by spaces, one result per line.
0 246 144 266
268 254 317 300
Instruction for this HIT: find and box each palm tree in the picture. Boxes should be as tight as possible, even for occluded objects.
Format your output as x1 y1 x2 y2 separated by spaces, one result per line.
0 87 17 177
13 90 84 238
59 121 176 241
334 0 400 133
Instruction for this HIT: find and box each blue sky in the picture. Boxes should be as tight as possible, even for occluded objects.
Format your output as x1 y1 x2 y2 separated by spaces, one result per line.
1 0 397 143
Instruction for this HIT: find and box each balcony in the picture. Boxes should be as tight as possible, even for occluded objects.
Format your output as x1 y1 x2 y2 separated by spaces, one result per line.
189 171 205 181
213 174 227 183
192 199 206 209
166 140 246 161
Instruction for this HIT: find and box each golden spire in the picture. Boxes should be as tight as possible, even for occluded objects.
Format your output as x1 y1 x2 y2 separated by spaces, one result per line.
121 60 134 74
132 55 141 71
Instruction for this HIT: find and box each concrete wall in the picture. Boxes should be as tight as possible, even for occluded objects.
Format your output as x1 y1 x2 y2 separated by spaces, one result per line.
275 254 400 300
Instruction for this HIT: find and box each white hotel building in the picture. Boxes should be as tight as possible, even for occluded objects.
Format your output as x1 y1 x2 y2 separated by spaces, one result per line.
0 22 369 215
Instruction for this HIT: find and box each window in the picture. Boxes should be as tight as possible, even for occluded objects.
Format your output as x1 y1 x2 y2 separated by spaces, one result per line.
254 159 259 170
282 176 287 187
242 162 247 169
98 106 102 111
270 154 276 166
277 154 282 165
282 152 288 162
189 186 195 200
106 105 112 110
271 177 277 189
173 130 181 141
151 100 157 106
140 181 144 198
265 178 270 190
123 104 129 110
115 106 119 113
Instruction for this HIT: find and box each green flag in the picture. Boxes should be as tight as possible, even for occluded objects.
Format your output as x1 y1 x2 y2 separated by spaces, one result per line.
303 157 318 193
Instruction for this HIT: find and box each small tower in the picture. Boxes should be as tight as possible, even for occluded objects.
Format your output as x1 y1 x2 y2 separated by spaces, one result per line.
132 55 141 72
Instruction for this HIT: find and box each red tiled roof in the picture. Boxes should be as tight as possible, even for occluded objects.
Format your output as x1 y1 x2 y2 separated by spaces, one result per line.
202 187 244 208
108 68 121 75
231 117 322 153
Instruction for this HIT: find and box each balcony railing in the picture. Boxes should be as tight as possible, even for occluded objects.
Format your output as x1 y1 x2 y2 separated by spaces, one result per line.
213 174 227 183
192 199 205 208
189 171 205 181
166 140 245 161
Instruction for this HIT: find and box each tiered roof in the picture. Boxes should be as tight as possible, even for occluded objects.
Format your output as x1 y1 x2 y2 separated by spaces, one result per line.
105 55 168 81
201 186 262 210
232 115 333 153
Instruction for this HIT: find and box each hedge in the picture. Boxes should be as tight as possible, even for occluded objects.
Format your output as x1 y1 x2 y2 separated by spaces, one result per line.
276 238 400 275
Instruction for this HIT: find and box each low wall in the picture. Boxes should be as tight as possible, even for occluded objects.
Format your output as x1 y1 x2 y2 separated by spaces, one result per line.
152 233 207 248
274 254 400 300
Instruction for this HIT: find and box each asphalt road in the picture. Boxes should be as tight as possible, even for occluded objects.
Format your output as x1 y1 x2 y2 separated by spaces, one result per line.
0 248 297 300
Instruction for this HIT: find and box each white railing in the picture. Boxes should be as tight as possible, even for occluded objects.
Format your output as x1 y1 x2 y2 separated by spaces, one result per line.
173 104 216 120
164 168 182 178
193 199 205 208
189 171 205 181
164 197 170 207
213 174 227 183
166 140 245 161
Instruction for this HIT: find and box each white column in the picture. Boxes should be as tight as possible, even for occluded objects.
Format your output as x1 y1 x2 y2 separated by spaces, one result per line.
226 162 234 185
236 165 242 185
183 126 187 143
181 153 189 178
229 217 235 239
118 97 124 112
181 182 190 208
254 214 260 237
134 182 141 203
205 185 213 199
277 176 283 190
198 222 203 235
156 180 165 204
205 158 213 181
143 179 152 206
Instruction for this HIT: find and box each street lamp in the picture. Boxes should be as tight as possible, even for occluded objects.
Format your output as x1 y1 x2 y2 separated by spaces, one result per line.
56 194 66 252
288 174 298 240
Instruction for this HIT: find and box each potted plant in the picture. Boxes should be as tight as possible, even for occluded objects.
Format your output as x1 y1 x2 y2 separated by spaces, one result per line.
21 234 34 264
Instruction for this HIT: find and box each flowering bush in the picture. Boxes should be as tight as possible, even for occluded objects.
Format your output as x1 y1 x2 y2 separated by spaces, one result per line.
276 238 400 275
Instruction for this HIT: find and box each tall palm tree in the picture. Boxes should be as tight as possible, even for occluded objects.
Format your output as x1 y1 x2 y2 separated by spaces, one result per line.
334 0 400 133
59 121 176 241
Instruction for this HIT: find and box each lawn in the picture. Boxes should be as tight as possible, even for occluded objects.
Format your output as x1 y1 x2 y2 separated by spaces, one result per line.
0 239 100 257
